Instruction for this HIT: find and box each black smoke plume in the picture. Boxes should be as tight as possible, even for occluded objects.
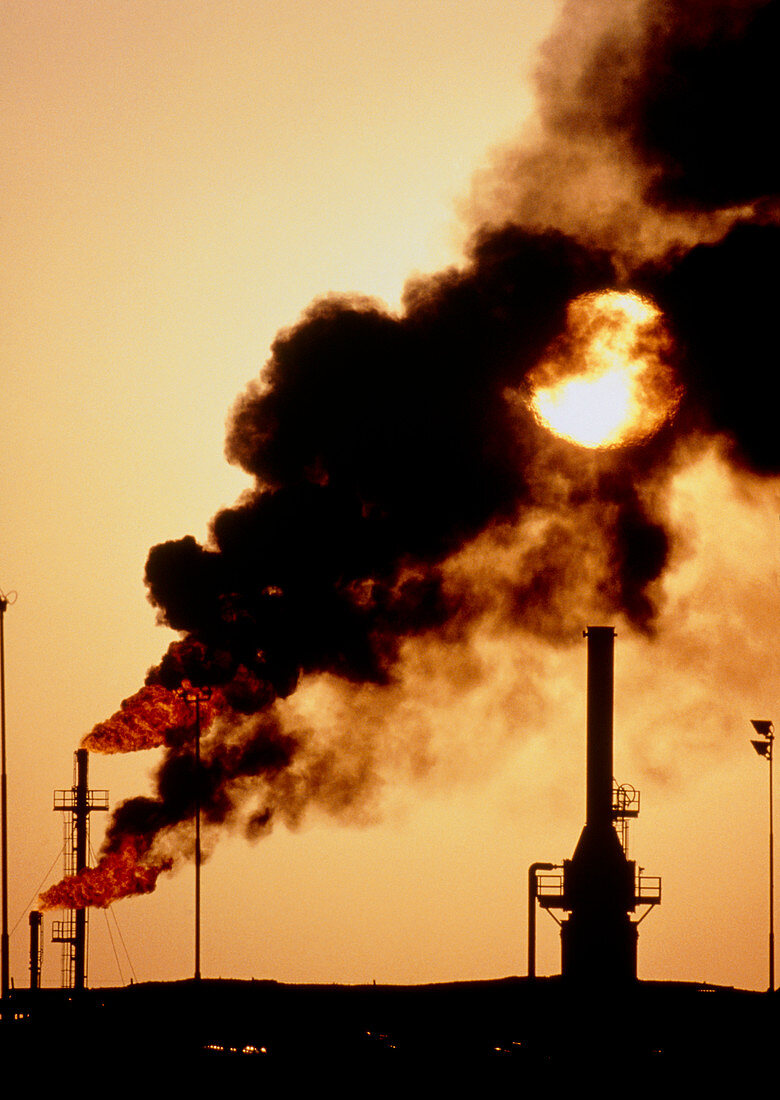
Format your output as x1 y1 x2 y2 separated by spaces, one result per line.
58 1 780 904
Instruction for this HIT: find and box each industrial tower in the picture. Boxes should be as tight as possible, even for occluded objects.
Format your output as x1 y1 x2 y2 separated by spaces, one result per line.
529 627 661 983
51 749 108 990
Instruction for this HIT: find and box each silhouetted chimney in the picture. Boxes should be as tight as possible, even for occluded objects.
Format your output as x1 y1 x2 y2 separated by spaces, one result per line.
560 627 637 982
530 628 660 984
29 911 42 990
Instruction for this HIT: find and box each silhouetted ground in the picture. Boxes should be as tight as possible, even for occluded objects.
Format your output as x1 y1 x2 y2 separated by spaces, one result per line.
1 975 774 1085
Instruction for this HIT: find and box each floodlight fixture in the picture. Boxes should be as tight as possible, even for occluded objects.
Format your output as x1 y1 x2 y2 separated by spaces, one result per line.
749 717 775 993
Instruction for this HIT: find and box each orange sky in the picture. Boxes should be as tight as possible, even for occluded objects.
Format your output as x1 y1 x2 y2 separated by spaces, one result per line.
1 0 778 992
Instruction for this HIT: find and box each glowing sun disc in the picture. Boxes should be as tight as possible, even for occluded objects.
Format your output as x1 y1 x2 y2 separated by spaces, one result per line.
528 290 679 449
532 370 634 449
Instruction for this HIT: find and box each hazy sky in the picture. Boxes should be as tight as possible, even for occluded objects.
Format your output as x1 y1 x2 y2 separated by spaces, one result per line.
2 0 779 992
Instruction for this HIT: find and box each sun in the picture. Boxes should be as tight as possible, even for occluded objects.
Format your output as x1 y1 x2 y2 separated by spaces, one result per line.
527 290 680 449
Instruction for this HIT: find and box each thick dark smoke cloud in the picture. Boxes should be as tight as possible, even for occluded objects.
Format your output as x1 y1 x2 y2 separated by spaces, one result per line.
640 222 780 474
71 0 780 897
470 0 780 261
144 224 678 707
538 0 780 213
591 0 780 211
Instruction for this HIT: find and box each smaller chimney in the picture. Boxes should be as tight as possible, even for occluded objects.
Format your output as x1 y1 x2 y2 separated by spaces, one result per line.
29 911 42 989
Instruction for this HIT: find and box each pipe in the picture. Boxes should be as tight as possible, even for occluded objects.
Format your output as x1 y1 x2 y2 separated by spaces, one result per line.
528 862 555 979
0 594 9 1001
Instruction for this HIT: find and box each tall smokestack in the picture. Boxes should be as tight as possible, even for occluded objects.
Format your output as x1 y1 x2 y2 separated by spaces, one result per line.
560 627 638 984
531 627 660 983
585 626 615 833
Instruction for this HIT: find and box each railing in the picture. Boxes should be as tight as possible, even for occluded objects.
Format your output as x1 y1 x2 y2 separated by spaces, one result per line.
53 789 110 811
536 872 565 908
636 875 662 905
613 782 640 818
51 916 77 943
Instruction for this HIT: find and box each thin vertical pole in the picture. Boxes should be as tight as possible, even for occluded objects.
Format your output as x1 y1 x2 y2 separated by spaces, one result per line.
769 736 774 992
751 720 775 993
0 594 10 1002
194 692 201 983
181 686 209 983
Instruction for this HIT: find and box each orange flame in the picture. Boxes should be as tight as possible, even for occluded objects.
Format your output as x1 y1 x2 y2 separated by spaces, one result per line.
38 836 173 911
82 683 221 754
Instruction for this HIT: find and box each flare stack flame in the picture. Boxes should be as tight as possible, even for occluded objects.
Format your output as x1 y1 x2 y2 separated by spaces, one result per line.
39 837 172 911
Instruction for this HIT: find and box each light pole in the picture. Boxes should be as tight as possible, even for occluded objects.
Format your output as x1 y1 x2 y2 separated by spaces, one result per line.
180 686 211 982
750 718 774 992
0 589 16 1004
